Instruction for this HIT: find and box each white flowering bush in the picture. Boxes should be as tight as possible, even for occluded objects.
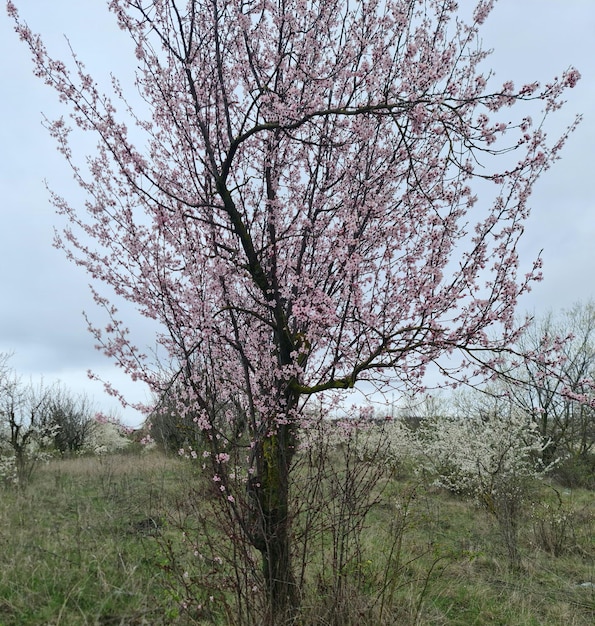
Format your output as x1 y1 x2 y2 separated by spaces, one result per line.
0 428 56 486
84 416 132 455
416 413 549 494
298 404 416 471
0 447 18 485
413 404 555 570
352 420 416 475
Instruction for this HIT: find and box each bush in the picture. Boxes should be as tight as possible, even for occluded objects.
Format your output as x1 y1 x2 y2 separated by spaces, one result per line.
552 453 595 490
413 406 553 571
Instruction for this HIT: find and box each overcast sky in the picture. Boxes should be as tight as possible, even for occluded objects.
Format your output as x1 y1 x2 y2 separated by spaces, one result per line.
1 1 594 427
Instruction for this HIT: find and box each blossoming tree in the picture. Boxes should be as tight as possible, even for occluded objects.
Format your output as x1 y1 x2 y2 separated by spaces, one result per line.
8 0 579 618
414 392 553 570
502 302 595 467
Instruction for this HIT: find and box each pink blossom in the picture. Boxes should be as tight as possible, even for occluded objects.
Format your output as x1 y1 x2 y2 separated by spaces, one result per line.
564 68 581 88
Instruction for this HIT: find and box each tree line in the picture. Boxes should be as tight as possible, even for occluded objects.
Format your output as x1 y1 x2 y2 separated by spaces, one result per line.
0 353 130 485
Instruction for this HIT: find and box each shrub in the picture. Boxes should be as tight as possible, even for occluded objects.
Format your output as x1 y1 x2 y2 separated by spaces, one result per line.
552 453 595 490
414 406 554 570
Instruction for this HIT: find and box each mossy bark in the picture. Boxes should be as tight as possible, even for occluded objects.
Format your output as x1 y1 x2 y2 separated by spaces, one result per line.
252 421 298 622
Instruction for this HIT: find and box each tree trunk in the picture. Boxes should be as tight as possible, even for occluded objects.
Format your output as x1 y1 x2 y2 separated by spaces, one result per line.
496 499 522 573
253 422 298 622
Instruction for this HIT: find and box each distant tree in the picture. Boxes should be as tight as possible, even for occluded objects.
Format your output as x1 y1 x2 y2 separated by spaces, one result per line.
502 302 595 464
0 358 55 485
9 0 580 619
147 377 249 453
397 392 449 430
0 355 97 482
45 386 96 455
145 383 203 454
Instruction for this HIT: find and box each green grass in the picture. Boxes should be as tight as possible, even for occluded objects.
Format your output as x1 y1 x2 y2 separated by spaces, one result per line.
0 453 186 625
0 451 593 625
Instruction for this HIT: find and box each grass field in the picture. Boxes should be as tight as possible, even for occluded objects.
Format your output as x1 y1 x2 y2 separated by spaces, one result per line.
0 451 593 625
